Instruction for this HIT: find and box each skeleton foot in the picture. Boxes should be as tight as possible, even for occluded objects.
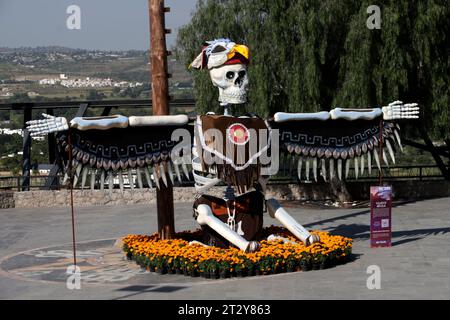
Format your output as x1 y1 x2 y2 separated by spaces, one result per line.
267 234 297 245
266 198 321 246
189 240 209 247
195 204 260 253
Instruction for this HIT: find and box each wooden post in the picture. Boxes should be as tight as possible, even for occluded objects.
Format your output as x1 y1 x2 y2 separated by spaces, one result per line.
150 0 170 115
22 106 32 191
149 0 175 239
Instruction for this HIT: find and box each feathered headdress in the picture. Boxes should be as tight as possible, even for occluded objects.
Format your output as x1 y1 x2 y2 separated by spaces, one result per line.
190 38 250 70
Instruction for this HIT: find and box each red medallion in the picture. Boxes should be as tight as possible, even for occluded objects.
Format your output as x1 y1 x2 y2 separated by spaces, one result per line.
228 123 250 145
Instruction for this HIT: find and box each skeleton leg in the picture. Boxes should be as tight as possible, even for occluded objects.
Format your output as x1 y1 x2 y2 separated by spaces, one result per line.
266 198 320 246
194 204 260 253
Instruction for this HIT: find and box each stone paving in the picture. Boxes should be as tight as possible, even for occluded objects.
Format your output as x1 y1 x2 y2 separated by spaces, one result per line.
0 197 449 300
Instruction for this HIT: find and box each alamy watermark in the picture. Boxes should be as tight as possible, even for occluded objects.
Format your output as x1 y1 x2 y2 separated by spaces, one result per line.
366 265 381 290
66 265 82 290
367 5 381 30
66 5 82 30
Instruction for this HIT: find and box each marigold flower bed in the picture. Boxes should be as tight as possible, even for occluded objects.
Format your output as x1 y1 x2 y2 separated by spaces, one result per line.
122 226 353 278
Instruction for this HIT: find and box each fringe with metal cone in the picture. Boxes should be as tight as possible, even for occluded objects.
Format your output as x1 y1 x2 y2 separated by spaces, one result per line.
386 140 396 164
337 159 342 180
167 162 175 184
373 150 381 171
305 158 310 181
73 163 83 188
321 159 327 182
360 155 365 176
143 167 153 189
174 163 182 182
90 170 96 190
100 171 105 191
128 169 134 191
153 166 160 189
382 149 389 167
330 159 335 180
394 129 403 152
118 172 124 193
313 158 318 182
297 157 303 180
160 163 168 187
136 168 143 189
182 161 190 180
108 172 114 194
345 160 351 179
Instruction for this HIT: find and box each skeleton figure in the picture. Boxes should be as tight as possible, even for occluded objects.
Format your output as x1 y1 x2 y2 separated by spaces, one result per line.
189 39 419 252
26 38 419 253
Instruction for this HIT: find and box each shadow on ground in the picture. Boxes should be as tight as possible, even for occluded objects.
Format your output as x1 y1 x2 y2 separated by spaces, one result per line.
300 198 450 247
114 285 187 300
324 223 450 246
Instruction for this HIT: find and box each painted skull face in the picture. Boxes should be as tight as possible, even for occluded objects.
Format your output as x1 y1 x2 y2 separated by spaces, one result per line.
209 64 249 104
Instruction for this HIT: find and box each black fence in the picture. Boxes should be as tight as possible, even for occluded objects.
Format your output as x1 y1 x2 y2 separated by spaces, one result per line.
1 164 448 191
0 98 449 192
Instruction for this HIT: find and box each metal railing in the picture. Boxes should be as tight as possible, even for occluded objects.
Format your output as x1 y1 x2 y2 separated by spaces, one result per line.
0 175 58 191
1 164 447 191
273 164 448 182
1 98 449 191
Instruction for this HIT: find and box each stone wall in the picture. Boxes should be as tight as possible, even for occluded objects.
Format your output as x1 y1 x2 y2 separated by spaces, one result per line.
0 191 14 209
1 180 449 209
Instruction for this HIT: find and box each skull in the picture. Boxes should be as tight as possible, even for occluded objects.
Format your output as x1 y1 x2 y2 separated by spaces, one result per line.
209 64 249 104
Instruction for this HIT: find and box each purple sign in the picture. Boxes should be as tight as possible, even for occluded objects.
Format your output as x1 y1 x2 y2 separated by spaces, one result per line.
370 186 392 248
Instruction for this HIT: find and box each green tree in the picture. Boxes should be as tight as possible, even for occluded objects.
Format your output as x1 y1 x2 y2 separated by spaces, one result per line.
86 89 106 101
176 0 449 138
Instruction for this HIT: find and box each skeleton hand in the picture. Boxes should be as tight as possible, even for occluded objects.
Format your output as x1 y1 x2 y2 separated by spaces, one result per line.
26 113 69 137
382 101 420 120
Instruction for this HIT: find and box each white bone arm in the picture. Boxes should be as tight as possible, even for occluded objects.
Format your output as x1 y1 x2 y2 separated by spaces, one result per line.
274 112 330 122
266 198 320 246
195 204 260 253
26 114 69 137
382 101 419 120
330 108 382 120
70 115 129 130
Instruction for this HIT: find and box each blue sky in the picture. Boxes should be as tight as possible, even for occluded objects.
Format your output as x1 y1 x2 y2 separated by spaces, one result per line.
0 0 197 50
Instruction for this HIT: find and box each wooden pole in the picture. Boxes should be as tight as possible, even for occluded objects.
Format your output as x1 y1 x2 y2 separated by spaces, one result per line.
22 106 32 191
150 0 170 115
149 0 175 239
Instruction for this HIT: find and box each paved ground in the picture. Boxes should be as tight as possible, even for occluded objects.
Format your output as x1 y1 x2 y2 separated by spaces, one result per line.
0 197 449 300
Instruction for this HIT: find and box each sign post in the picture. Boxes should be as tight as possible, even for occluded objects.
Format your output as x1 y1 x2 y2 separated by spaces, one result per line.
370 186 392 248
